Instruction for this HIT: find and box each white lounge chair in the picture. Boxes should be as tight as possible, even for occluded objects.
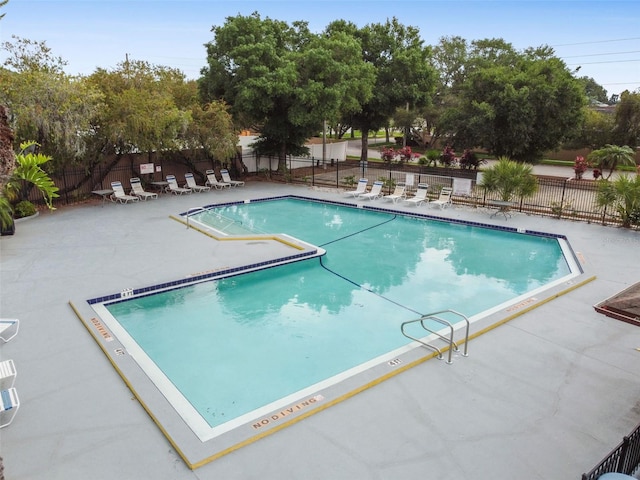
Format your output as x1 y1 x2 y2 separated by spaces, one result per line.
0 388 19 428
110 181 140 204
184 173 211 192
129 177 158 200
359 180 384 200
0 360 16 391
0 319 19 343
344 178 368 197
220 169 245 187
383 183 406 203
404 183 429 206
431 186 453 209
205 169 231 190
166 175 192 195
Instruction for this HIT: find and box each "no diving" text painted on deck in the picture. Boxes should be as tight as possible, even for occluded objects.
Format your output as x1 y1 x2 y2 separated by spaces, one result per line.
252 395 324 429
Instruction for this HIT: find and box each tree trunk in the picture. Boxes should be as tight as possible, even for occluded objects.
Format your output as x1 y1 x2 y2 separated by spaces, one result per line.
278 142 287 172
360 129 369 163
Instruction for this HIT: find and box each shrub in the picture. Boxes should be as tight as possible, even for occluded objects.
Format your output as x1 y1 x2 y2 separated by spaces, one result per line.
14 200 37 218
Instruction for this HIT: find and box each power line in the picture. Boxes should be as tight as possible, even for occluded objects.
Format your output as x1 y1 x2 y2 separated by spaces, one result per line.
552 37 640 47
562 50 640 59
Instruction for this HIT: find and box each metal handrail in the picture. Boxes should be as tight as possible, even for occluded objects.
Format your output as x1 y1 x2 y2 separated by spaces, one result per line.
401 309 470 364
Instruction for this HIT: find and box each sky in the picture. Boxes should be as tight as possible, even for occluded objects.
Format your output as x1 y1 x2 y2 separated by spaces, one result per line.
1 0 639 98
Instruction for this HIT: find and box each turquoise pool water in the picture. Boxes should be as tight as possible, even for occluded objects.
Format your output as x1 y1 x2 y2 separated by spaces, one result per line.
104 198 572 432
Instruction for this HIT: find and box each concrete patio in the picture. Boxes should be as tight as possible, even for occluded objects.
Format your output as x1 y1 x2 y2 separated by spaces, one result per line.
1 181 639 480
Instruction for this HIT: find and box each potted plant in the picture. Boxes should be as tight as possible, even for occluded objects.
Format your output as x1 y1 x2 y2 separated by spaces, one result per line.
0 141 59 236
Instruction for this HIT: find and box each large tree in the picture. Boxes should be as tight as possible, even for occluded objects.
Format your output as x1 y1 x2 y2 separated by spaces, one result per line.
439 41 585 162
330 18 436 161
199 13 374 169
0 36 103 171
612 90 640 147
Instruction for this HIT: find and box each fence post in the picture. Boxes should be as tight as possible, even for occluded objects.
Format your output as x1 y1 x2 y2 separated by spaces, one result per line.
62 167 69 205
616 435 631 473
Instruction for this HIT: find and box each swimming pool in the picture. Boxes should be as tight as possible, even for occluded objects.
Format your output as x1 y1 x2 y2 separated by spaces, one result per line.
83 196 581 467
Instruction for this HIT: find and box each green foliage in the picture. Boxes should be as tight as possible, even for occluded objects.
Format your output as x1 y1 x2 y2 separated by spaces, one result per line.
613 91 640 147
14 200 36 218
479 156 538 202
596 174 640 228
0 141 59 229
333 18 436 161
438 41 585 161
587 144 636 180
200 13 375 167
341 175 356 186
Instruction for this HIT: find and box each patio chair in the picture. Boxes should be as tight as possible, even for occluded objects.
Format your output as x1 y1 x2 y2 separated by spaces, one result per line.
359 180 384 200
129 177 158 200
0 388 19 428
110 181 140 204
430 187 453 209
344 178 368 197
183 173 211 192
404 183 429 206
205 170 231 190
0 319 19 343
166 175 192 195
220 169 245 187
0 360 16 391
383 183 406 203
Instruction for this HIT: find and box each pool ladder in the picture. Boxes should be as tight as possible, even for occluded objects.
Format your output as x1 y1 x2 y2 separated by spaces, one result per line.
400 309 470 364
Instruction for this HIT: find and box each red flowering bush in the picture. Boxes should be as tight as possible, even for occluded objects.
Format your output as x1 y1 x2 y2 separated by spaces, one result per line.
439 146 457 167
379 146 396 164
397 146 419 164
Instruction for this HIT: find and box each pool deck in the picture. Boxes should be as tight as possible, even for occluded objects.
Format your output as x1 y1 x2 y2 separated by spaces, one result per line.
1 181 640 480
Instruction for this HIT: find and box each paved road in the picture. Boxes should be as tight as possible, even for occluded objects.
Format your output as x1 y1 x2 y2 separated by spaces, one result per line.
346 139 629 179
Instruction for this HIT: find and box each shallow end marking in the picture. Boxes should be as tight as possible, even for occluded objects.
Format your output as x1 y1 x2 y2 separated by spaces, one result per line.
68 300 196 470
189 347 441 469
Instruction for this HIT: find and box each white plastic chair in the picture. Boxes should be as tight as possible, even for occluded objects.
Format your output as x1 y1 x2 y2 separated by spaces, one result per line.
0 319 19 343
383 183 406 203
129 177 158 200
404 183 429 206
220 169 245 187
205 170 231 189
183 173 211 192
344 178 368 197
359 181 384 200
431 187 453 209
0 360 16 391
110 181 140 204
166 175 192 195
0 388 19 428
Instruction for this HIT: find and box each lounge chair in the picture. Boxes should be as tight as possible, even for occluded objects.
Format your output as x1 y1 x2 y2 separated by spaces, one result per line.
110 181 140 204
0 388 19 428
205 170 231 190
0 360 16 391
129 177 158 200
431 187 453 209
383 183 406 203
359 180 384 200
0 319 19 343
344 178 368 197
184 173 211 192
220 169 245 187
166 175 192 195
404 183 429 206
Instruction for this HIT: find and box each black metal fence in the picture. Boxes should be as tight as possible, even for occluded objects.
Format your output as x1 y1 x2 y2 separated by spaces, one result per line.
278 156 623 226
26 154 626 227
581 421 640 479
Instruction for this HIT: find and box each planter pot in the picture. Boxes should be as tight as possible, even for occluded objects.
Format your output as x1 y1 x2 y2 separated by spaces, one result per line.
0 218 15 236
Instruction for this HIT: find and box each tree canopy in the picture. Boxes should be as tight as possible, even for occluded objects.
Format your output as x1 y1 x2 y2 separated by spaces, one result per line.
199 12 375 167
438 41 586 162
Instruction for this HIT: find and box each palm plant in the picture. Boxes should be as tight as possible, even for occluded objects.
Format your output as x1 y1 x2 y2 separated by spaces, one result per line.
0 141 59 234
479 156 538 202
587 144 636 180
596 174 640 228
